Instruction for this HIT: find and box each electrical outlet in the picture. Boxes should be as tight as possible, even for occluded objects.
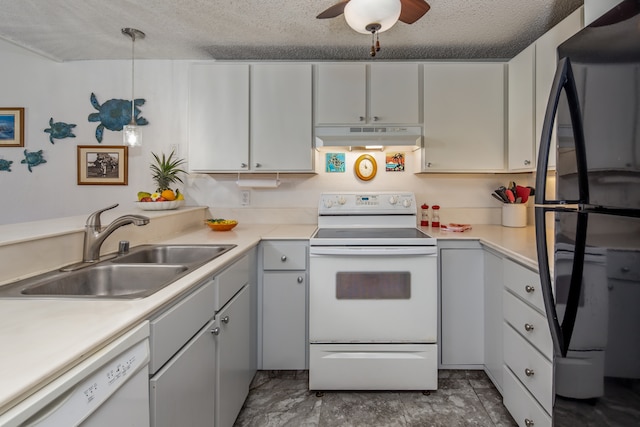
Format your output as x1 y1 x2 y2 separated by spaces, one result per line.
241 190 250 206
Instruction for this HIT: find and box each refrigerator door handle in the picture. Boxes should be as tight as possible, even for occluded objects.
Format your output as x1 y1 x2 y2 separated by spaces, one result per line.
534 56 590 358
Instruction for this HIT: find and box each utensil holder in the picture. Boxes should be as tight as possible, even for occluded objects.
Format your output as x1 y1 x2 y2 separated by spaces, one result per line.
502 204 527 227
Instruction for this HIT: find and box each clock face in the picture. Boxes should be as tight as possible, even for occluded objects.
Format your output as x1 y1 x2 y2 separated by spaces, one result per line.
355 154 377 181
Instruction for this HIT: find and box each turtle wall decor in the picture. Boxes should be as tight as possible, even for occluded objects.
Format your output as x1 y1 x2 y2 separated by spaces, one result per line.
88 92 148 143
21 149 46 172
44 117 76 144
0 159 13 172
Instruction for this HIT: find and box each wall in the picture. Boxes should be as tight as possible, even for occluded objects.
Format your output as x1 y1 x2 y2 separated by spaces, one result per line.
0 39 532 226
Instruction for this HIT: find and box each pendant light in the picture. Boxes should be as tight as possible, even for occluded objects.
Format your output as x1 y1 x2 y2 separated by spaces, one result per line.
122 28 145 147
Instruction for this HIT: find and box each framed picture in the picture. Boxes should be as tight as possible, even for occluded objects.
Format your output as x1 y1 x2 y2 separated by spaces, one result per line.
77 145 128 185
0 108 25 147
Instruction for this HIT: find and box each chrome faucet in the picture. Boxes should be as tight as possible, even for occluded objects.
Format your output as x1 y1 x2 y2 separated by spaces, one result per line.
82 204 149 262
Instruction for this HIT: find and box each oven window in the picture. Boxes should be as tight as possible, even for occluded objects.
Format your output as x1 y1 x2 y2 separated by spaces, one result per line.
336 272 411 299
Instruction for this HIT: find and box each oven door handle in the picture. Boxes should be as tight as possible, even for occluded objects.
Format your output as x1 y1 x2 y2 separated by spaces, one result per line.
309 246 437 256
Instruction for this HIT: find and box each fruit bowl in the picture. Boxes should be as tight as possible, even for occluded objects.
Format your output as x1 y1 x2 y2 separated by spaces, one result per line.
135 200 184 211
205 219 238 232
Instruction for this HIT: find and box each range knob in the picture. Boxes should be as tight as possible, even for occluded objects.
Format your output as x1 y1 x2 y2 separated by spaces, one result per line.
338 196 347 205
323 199 334 208
402 199 412 208
389 196 398 205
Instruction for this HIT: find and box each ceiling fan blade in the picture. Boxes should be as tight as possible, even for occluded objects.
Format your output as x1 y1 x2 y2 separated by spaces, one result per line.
316 0 350 19
399 0 431 24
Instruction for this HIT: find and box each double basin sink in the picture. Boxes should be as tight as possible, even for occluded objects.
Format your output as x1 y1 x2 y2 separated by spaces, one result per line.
0 244 236 299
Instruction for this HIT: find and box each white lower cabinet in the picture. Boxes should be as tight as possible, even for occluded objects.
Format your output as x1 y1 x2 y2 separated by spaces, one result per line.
260 241 308 370
483 248 503 391
216 285 252 427
502 258 553 427
439 242 484 367
149 253 255 427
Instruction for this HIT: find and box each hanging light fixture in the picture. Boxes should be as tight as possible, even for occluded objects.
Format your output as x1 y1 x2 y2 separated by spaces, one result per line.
121 28 145 147
343 0 401 57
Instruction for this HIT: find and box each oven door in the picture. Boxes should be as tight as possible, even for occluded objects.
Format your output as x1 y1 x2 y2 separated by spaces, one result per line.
309 246 437 343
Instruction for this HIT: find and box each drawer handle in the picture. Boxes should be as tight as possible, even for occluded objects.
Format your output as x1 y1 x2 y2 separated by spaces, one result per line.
211 327 220 336
281 255 287 262
297 276 304 283
525 368 535 377
524 323 535 332
524 419 535 427
222 316 230 324
525 285 535 293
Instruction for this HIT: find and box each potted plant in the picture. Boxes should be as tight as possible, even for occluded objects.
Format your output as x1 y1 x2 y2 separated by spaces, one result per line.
137 150 187 205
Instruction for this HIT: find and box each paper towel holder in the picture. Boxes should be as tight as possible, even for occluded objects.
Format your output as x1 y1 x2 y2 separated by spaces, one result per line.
236 172 281 188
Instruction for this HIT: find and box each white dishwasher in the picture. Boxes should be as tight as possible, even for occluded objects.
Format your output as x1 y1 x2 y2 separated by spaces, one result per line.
0 322 150 427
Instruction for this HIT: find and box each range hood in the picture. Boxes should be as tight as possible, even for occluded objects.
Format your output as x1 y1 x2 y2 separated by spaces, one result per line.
315 126 422 151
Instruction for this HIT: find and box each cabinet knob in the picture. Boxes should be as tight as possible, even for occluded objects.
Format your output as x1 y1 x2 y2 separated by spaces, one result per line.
241 163 248 168
359 116 365 122
297 276 304 283
426 162 432 168
281 255 287 262
373 116 380 121
525 368 535 377
525 285 535 293
222 316 230 324
524 418 535 427
211 327 220 336
524 323 535 332
255 163 262 168
524 160 531 166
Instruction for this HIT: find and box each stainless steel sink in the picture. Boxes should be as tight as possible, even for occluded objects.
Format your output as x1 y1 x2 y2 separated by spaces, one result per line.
111 244 235 265
0 244 236 299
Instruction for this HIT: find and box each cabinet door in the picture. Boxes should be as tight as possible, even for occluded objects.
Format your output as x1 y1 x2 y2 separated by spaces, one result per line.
508 44 536 171
315 63 367 124
216 285 252 427
535 7 583 169
150 320 216 427
440 248 484 366
262 272 307 369
484 249 503 390
369 63 420 124
189 63 249 172
250 63 313 171
423 63 505 171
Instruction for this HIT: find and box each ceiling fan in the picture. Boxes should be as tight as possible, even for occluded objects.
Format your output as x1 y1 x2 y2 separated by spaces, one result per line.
317 0 431 56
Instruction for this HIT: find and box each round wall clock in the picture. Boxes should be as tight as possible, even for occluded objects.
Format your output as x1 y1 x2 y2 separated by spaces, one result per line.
354 154 377 181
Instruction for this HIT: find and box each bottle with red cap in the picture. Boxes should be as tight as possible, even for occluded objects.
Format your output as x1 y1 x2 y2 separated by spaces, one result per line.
431 205 440 228
420 203 429 226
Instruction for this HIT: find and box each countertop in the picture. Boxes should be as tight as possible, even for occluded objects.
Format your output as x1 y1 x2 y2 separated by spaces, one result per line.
0 221 540 417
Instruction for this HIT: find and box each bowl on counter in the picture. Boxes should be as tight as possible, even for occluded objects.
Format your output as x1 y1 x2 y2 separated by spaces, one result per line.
135 200 184 211
205 219 238 232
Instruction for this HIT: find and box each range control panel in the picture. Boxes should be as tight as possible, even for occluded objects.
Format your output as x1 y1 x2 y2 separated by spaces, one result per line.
318 192 416 215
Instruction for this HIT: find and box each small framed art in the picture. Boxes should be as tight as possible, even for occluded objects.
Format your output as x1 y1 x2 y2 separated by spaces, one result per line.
0 108 25 147
77 145 128 185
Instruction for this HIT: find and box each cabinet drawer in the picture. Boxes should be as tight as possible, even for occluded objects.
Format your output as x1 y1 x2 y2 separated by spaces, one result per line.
607 249 640 281
215 254 250 311
504 290 552 358
262 241 307 270
504 259 545 313
503 365 552 427
150 280 216 374
503 322 553 412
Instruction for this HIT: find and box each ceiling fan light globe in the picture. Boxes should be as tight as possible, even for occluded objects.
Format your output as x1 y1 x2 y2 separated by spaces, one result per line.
344 0 401 34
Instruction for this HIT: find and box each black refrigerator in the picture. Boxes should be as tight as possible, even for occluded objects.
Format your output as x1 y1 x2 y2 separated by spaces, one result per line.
535 1 640 425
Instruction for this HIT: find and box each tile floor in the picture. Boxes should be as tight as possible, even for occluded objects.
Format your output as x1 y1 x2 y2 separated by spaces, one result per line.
234 370 518 427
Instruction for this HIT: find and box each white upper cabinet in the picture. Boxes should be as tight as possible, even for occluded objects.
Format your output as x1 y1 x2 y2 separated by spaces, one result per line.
188 63 313 173
315 63 420 125
534 7 584 169
189 63 249 172
251 63 313 172
508 44 536 171
420 62 505 172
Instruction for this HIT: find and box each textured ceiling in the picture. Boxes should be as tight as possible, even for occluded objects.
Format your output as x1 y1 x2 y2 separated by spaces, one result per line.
0 0 583 62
